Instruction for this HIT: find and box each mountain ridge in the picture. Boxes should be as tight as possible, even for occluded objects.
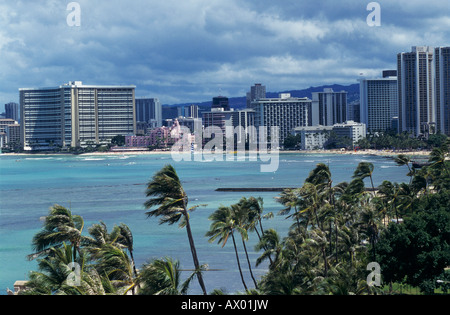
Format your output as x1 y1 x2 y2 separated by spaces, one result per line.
163 83 360 110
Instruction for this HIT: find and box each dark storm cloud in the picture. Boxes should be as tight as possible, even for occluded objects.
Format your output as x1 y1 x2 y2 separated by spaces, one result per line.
0 0 449 107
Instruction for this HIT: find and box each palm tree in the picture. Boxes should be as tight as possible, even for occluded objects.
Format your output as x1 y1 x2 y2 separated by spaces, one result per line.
139 257 198 295
95 243 138 295
206 205 248 291
276 188 302 232
394 154 414 184
231 202 258 289
353 162 375 192
117 223 138 279
144 164 207 295
23 243 106 295
29 204 86 261
255 228 283 269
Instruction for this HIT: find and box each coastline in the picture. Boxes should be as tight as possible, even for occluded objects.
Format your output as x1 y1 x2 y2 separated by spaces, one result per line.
1 148 432 158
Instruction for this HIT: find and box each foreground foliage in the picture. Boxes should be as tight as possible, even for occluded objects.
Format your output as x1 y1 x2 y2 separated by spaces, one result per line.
23 140 450 295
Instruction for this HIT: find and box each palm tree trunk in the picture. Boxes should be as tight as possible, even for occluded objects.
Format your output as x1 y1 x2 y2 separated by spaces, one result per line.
231 232 248 291
241 238 258 289
183 212 207 295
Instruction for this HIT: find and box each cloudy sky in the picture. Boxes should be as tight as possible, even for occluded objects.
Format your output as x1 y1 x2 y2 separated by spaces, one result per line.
1 0 449 109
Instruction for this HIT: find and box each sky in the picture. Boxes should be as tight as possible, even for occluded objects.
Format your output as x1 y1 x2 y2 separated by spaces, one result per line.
0 0 449 110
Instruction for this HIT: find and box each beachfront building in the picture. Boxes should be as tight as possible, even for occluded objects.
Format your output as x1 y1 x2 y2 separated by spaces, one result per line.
20 81 136 151
248 93 311 144
293 125 333 150
293 120 366 150
311 88 348 126
0 118 20 148
135 98 162 128
202 103 255 146
125 127 173 148
359 71 398 133
397 46 435 137
435 46 450 136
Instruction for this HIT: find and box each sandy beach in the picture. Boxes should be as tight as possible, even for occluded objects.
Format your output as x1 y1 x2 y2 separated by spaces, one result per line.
1 148 433 158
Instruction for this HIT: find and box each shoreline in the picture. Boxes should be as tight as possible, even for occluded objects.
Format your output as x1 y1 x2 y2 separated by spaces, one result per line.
1 148 432 158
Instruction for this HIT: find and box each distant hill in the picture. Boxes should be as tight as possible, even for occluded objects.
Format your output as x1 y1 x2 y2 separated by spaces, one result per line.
162 83 360 119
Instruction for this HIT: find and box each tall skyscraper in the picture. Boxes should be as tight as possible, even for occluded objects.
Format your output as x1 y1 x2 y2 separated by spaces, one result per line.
397 46 435 137
311 88 347 126
359 71 398 133
5 102 19 122
212 96 230 111
435 46 450 136
249 93 311 144
135 98 162 127
246 83 266 107
20 81 136 150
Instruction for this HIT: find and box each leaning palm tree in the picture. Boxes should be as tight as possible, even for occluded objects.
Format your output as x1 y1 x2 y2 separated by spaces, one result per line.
23 243 106 295
95 243 138 295
117 223 138 279
394 154 414 184
138 257 198 295
255 228 283 269
29 204 86 261
231 202 258 289
144 164 207 295
353 162 375 193
206 205 248 291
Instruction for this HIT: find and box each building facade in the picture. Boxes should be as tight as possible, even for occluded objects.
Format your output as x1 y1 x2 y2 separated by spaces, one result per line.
246 83 266 107
20 81 136 150
135 98 162 127
397 46 435 137
202 107 255 145
435 46 450 136
359 72 398 133
311 88 348 126
249 93 312 144
293 121 366 150
5 102 19 122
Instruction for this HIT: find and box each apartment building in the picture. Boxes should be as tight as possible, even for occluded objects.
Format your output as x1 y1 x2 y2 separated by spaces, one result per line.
435 46 450 136
359 71 398 133
20 81 136 150
311 88 348 126
397 46 435 137
249 93 312 144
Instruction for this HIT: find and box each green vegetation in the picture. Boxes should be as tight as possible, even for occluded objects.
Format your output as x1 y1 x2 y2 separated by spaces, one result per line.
22 139 450 295
356 131 448 151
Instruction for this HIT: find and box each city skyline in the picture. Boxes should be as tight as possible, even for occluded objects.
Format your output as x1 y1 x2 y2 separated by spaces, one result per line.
1 1 449 111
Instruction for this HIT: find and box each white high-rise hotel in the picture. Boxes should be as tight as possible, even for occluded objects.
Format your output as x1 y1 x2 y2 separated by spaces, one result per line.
20 81 136 150
359 71 398 133
397 46 450 137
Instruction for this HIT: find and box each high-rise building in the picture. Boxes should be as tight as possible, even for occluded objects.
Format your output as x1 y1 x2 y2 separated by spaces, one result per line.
435 46 450 136
311 88 348 126
397 46 435 137
359 71 398 133
249 93 311 144
20 81 136 150
212 96 230 111
246 83 266 107
5 102 19 122
135 98 162 127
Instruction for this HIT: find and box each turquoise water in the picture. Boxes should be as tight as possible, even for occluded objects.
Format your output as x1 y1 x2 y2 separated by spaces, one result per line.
0 152 409 294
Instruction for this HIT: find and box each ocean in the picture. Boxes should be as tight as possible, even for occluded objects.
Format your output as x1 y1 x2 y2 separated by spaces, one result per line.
0 152 409 294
